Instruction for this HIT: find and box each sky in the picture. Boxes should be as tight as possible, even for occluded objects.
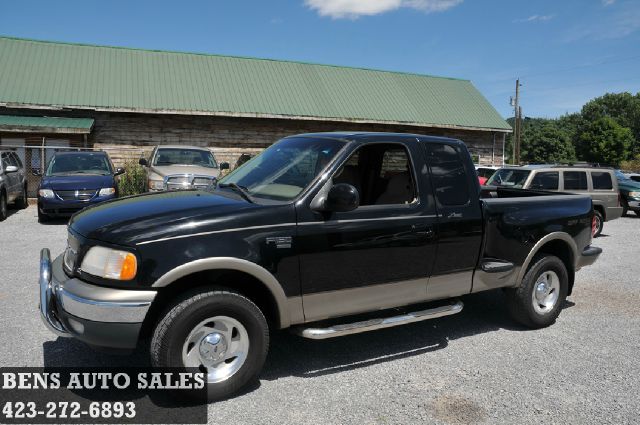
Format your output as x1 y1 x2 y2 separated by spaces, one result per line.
1 0 639 119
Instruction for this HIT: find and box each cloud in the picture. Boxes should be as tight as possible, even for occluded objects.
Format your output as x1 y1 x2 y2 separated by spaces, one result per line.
513 14 555 23
304 0 463 19
564 3 640 41
602 0 616 6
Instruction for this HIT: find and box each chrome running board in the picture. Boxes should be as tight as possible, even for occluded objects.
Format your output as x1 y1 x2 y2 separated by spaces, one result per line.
294 300 463 340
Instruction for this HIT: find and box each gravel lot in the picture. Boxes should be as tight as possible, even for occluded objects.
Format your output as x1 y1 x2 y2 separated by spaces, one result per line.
1 206 639 424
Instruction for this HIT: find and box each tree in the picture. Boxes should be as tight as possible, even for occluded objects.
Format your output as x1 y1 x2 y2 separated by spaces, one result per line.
581 92 640 155
576 117 634 166
521 123 576 164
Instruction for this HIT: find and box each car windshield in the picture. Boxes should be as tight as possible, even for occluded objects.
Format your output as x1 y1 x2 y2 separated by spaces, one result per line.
615 170 631 181
46 153 112 176
153 148 217 168
486 168 531 188
218 137 346 201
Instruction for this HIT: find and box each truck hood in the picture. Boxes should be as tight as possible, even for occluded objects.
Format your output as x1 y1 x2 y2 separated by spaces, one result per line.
618 179 640 192
69 190 267 246
40 174 114 191
149 165 220 178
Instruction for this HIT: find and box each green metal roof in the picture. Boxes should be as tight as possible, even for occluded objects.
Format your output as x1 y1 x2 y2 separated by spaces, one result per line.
0 37 511 132
0 114 94 134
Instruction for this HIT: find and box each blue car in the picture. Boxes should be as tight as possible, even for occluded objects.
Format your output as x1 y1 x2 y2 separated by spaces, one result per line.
37 151 124 222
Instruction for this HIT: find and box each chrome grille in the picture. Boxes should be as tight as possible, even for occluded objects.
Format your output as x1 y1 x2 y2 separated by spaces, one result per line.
55 189 97 201
165 175 215 190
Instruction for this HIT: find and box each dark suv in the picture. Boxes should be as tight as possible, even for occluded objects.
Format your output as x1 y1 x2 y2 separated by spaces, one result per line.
0 150 28 220
36 151 124 222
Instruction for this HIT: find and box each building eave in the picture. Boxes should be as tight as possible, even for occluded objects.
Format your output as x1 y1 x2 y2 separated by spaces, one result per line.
0 102 513 134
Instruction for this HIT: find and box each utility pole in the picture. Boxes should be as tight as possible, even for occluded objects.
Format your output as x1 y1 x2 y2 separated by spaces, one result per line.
512 79 522 165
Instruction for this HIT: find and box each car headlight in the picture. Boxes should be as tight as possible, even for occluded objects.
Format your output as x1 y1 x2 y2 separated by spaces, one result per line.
98 187 116 196
628 191 640 199
38 189 54 198
81 246 137 280
148 179 164 190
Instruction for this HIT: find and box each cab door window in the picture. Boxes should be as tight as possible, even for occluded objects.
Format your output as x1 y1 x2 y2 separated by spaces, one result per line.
333 143 417 206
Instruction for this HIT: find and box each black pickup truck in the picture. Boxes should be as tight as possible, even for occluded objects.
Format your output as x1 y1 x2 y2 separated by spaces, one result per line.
39 132 602 399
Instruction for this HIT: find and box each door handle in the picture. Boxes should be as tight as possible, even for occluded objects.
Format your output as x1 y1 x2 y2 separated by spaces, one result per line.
411 225 435 239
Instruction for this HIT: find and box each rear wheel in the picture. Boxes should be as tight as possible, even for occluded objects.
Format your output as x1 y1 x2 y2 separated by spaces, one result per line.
593 210 604 237
621 199 628 216
506 254 568 328
635 210 640 217
150 289 269 401
0 192 7 221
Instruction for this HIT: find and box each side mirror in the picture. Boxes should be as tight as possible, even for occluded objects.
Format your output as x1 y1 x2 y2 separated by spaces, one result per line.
322 183 360 213
115 167 125 176
32 168 42 176
5 165 18 173
138 158 148 166
220 162 230 170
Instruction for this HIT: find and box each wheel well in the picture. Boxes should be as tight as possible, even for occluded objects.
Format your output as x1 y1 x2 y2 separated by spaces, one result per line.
536 239 575 295
593 204 605 220
140 269 281 339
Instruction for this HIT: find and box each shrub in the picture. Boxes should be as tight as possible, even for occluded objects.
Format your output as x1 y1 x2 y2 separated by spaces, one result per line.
620 155 640 172
118 159 146 196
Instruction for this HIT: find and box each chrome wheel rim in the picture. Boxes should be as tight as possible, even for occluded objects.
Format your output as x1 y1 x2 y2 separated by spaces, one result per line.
594 215 602 235
182 316 249 384
531 270 560 314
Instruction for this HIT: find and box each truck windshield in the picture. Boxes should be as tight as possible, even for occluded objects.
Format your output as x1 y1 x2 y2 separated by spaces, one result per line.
487 169 531 188
153 149 218 168
218 137 346 201
46 153 112 176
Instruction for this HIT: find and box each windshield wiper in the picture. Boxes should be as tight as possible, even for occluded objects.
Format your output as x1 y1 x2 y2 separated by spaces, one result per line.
218 183 255 204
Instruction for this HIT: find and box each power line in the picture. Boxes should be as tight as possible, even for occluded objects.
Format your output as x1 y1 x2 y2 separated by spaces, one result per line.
491 54 640 83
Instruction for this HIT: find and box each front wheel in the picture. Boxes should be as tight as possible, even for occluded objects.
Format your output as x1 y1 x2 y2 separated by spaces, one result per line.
150 289 269 401
505 254 568 328
16 185 28 209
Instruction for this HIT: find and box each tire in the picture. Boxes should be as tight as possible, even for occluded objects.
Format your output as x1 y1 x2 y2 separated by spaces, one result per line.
150 289 269 401
593 210 604 237
635 210 640 217
0 192 7 221
37 208 49 223
621 200 628 217
15 185 28 209
505 254 568 329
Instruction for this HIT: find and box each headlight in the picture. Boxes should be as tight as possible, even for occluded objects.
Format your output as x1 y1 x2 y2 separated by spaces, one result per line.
81 246 137 280
148 179 164 190
38 189 54 198
628 191 640 198
98 187 116 196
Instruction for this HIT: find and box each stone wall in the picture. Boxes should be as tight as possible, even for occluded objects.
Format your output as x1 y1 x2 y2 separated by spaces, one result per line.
0 108 508 167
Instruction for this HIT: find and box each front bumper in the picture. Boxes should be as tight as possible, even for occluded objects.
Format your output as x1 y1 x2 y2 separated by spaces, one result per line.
38 194 116 217
576 245 602 270
627 200 640 211
605 206 624 221
39 249 156 349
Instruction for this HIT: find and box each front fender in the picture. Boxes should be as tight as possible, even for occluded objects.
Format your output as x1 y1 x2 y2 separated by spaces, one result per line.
152 257 300 328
